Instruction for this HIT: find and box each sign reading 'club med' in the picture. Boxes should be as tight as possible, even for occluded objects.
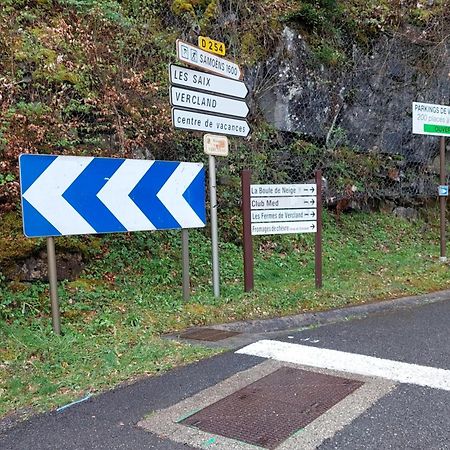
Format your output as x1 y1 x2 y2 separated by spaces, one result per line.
413 102 450 136
250 183 317 235
19 154 206 237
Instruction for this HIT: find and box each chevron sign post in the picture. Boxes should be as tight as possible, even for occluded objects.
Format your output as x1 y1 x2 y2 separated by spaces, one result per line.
19 154 206 237
19 154 206 334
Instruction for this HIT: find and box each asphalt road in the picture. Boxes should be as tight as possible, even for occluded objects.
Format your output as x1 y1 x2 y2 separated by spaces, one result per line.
1 293 449 449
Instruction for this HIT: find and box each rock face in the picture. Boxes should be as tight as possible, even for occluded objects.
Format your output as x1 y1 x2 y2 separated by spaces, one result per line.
254 26 449 163
4 251 85 281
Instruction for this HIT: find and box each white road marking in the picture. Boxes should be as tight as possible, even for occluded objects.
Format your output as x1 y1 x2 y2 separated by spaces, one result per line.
236 339 450 391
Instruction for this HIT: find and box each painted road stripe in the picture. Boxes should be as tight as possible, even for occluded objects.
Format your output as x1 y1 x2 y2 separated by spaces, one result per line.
236 340 450 391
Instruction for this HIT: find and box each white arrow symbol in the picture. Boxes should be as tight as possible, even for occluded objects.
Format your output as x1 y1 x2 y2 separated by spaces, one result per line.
157 163 204 228
22 156 96 235
97 160 156 231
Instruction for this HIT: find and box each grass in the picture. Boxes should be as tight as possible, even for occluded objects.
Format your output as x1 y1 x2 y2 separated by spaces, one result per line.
1 209 450 419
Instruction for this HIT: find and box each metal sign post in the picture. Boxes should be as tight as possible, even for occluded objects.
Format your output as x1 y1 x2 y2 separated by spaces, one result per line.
439 137 447 262
46 237 61 335
20 155 206 332
181 229 190 301
315 170 323 288
241 169 254 292
412 102 449 261
209 155 220 297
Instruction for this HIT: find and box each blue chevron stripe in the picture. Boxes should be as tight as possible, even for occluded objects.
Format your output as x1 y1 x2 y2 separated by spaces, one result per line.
62 158 127 234
129 161 181 229
22 198 61 237
19 154 57 193
183 168 206 224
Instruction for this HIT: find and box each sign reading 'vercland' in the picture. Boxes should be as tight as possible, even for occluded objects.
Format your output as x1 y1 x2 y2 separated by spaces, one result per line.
413 102 450 137
19 154 206 237
250 183 317 235
170 86 249 118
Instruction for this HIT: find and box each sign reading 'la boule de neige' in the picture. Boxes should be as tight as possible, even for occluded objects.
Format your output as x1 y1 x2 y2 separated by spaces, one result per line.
413 102 450 136
250 183 317 235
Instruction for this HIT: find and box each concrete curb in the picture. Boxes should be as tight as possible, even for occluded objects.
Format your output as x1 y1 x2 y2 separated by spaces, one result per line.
214 288 450 334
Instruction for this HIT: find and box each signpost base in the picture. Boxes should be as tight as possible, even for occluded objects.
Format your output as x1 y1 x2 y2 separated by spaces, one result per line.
181 229 190 301
47 237 61 335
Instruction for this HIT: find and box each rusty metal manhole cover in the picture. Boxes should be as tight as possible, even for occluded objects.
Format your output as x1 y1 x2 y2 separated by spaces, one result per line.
179 328 240 342
180 367 363 449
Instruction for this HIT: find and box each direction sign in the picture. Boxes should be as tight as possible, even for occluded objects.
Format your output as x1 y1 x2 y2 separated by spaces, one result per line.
170 65 248 99
172 108 250 137
176 40 242 80
251 208 316 223
251 196 316 209
198 36 225 56
251 183 316 197
413 102 450 136
19 154 206 237
170 86 249 118
204 134 229 157
251 221 317 236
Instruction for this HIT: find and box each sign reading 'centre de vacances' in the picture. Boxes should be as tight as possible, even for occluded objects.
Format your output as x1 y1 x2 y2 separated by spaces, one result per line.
19 154 206 238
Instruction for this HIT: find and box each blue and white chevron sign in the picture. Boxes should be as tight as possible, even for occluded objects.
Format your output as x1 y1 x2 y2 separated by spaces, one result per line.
19 154 206 237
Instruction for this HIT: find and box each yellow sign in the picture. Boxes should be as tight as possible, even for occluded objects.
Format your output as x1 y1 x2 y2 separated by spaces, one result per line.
198 36 226 56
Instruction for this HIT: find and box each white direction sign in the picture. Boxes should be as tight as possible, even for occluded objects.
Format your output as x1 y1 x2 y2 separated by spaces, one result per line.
251 196 316 209
251 183 316 197
413 102 450 136
176 40 242 80
170 86 249 118
251 208 316 223
172 108 250 137
251 221 316 236
170 65 248 99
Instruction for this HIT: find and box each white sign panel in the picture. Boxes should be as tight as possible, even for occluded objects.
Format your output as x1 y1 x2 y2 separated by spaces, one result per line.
251 184 316 197
176 40 242 80
412 102 450 137
172 108 250 137
251 209 316 223
170 86 249 118
170 65 248 99
251 196 316 210
251 221 316 236
204 134 229 157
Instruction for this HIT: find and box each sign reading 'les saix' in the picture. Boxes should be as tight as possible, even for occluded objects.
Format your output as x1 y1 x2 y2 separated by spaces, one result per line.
170 65 248 99
20 154 206 237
